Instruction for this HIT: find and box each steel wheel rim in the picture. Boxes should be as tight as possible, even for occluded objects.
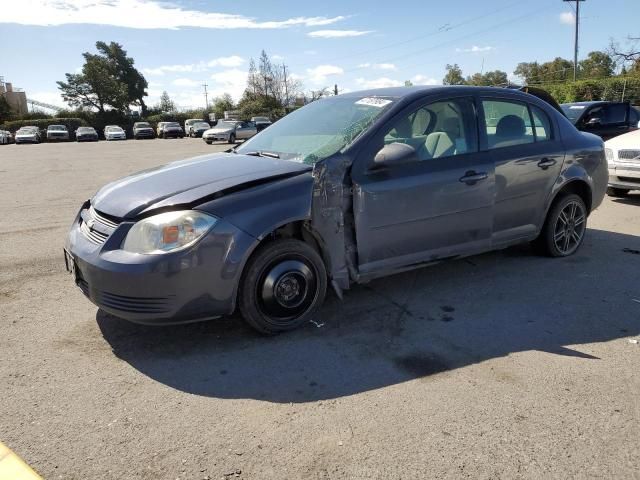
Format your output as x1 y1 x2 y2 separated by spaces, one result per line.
256 256 318 324
553 200 586 255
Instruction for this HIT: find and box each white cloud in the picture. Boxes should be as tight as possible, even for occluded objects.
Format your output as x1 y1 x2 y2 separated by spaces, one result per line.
455 45 494 53
173 78 201 87
411 75 438 86
272 54 285 61
559 11 575 25
209 69 248 101
358 63 397 71
308 30 372 38
355 77 403 89
29 91 66 108
143 56 245 76
1 0 346 30
306 65 344 84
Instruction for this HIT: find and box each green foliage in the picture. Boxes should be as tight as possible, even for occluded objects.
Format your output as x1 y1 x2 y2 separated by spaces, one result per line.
443 64 466 85
146 110 206 126
157 91 176 113
538 77 640 104
466 70 508 86
212 94 235 119
95 41 149 115
515 57 574 83
579 51 615 79
57 41 147 114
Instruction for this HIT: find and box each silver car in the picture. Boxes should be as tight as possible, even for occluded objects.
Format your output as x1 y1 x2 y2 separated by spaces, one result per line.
202 120 257 144
104 125 127 141
47 124 70 142
15 126 41 144
605 129 640 196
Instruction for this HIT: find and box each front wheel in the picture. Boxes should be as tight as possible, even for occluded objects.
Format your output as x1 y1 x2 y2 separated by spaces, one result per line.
533 194 587 257
238 239 327 334
606 187 630 198
228 133 236 144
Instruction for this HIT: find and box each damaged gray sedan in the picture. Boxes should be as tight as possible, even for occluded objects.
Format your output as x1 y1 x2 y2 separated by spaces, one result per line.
65 86 608 334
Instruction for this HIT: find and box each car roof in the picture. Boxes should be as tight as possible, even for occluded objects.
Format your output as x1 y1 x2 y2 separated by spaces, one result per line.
561 101 619 107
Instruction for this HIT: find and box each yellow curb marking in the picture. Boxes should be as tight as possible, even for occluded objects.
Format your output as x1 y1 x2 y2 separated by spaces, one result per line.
0 442 42 480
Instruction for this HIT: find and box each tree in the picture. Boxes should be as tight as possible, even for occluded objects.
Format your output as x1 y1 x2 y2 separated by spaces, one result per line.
95 41 149 115
158 91 176 113
57 53 128 114
238 50 302 117
443 64 466 85
212 93 235 118
579 51 614 79
404 80 414 87
514 61 542 84
610 36 640 75
466 70 508 86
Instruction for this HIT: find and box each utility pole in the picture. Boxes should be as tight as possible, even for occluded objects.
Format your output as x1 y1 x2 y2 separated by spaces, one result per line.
564 0 585 82
334 84 339 96
202 83 209 110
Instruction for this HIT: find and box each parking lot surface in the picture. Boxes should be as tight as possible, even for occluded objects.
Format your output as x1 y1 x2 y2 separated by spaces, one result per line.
1 140 639 479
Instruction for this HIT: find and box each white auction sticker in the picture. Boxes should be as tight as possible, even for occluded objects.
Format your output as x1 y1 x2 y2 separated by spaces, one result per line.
355 97 393 108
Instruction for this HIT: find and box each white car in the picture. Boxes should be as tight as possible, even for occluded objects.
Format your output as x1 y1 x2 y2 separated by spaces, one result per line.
0 130 13 144
104 125 127 141
605 129 640 196
202 120 257 144
15 126 41 144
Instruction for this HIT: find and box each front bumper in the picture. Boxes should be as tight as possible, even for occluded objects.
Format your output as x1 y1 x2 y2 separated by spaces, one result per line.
65 205 257 324
608 165 640 191
134 130 155 138
162 130 183 138
106 135 126 140
203 133 230 142
47 134 69 141
15 136 38 143
77 135 98 142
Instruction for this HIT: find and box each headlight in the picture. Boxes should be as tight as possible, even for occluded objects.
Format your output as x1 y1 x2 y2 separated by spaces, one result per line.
122 210 217 254
605 148 615 165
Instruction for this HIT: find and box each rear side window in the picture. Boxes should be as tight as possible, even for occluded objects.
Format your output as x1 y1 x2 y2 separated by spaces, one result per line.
603 104 627 124
482 100 534 149
530 105 552 141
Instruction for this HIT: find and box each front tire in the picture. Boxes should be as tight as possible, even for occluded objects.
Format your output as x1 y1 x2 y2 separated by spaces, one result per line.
533 193 587 257
228 133 236 144
238 239 327 335
606 187 630 197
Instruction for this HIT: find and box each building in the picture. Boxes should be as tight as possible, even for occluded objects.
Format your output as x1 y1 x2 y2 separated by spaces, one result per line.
0 77 28 116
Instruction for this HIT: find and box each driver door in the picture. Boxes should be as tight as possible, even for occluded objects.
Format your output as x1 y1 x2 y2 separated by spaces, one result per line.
351 96 495 275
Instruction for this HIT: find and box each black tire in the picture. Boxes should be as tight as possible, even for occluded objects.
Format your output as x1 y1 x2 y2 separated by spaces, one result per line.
205 140 212 145
238 239 327 335
533 193 587 257
228 133 236 144
606 187 630 198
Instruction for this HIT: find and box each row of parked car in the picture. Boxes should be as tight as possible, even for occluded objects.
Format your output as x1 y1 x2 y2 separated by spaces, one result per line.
1 116 273 145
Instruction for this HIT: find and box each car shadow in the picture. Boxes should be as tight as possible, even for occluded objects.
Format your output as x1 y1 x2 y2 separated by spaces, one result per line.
611 193 640 206
97 228 640 403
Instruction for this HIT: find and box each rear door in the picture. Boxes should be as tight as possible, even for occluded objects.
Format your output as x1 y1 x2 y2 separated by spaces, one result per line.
479 97 564 245
351 95 494 274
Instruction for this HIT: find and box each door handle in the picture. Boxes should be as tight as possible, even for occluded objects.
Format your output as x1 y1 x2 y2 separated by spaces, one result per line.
537 158 557 170
459 171 488 185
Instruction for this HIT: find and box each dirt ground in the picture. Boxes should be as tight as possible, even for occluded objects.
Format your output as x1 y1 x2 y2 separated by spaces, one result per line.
1 139 639 479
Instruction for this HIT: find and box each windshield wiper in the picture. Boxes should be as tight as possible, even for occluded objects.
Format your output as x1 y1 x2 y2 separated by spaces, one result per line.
242 150 281 159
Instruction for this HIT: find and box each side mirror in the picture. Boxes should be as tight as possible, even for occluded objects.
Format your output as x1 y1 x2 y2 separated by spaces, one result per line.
373 143 419 169
586 117 602 127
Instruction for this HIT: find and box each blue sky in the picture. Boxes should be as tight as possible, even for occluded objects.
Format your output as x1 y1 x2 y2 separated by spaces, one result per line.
1 0 638 110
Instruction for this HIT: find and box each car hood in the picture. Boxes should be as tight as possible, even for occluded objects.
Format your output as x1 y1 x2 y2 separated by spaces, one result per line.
135 127 153 131
92 152 312 219
206 127 233 134
107 131 125 135
605 129 640 149
16 131 37 136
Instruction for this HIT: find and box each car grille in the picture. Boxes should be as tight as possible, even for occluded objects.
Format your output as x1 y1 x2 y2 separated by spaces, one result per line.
98 291 172 314
79 206 120 245
618 150 640 163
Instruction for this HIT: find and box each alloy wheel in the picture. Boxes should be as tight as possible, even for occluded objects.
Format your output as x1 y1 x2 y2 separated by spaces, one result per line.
553 200 586 255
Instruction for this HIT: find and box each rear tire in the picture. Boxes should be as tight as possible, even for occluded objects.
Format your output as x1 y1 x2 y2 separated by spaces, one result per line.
533 193 587 257
239 239 327 335
606 187 630 197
